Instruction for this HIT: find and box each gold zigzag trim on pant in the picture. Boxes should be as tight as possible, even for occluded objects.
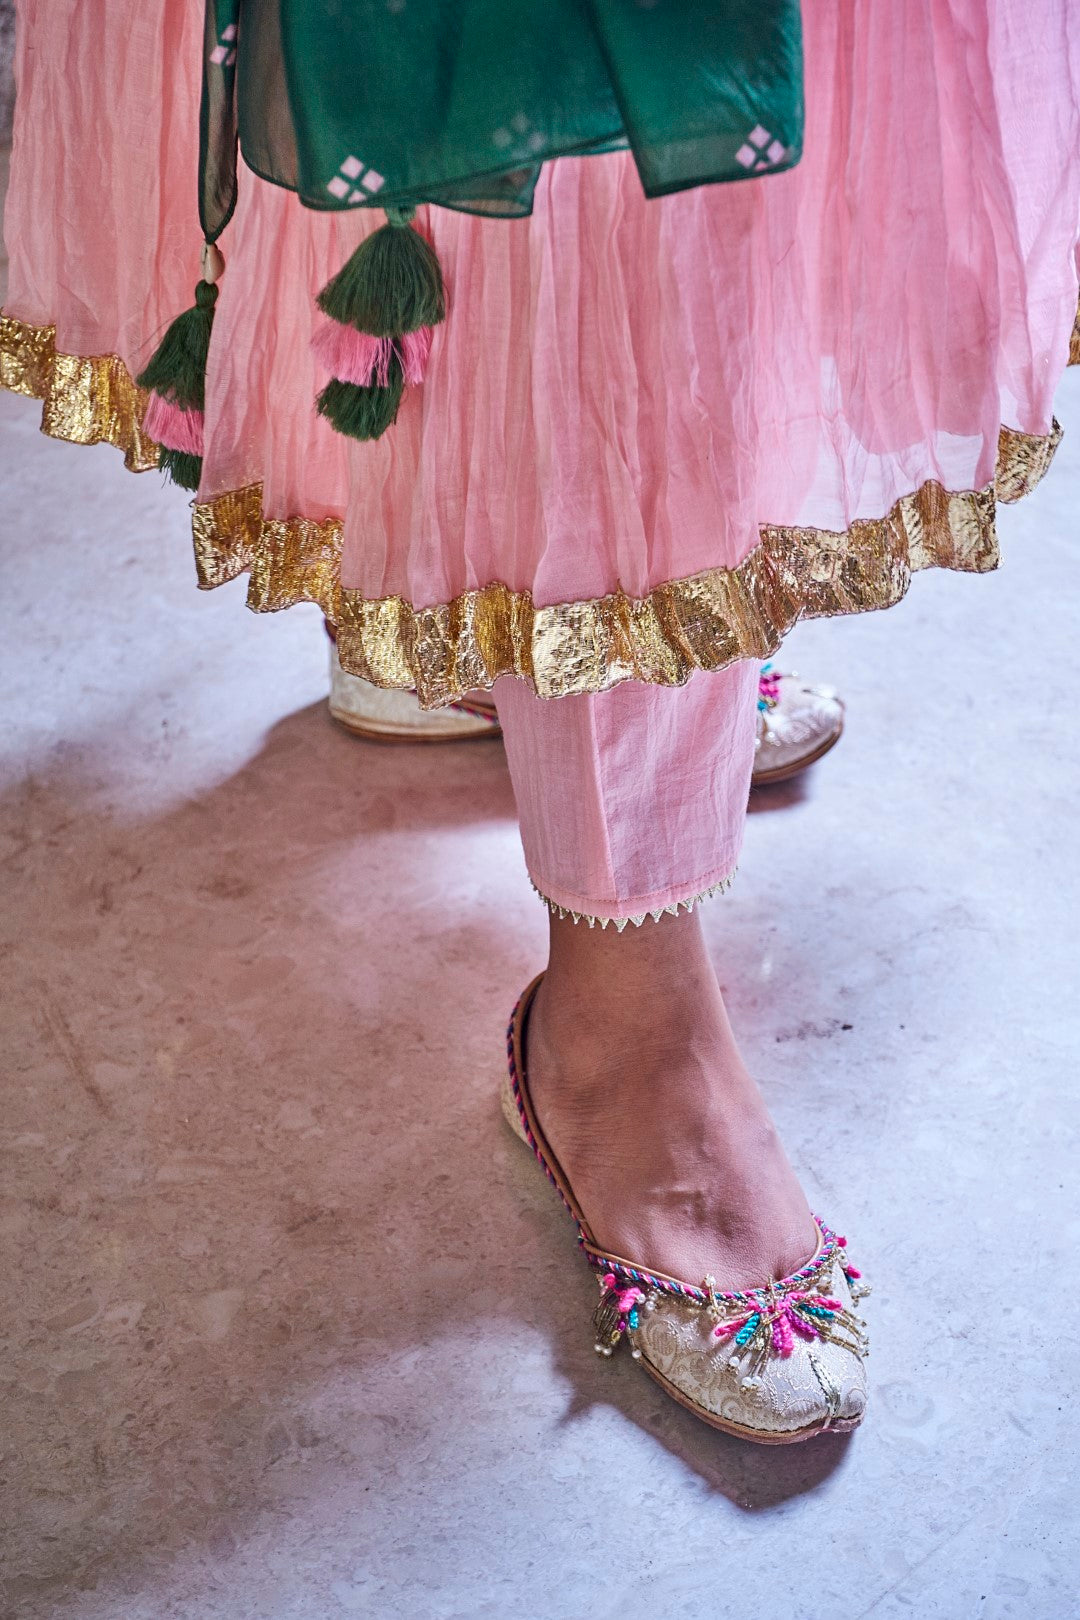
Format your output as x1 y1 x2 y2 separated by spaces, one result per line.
0 309 1066 707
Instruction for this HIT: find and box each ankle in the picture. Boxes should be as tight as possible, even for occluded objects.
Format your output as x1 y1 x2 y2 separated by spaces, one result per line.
539 909 720 1034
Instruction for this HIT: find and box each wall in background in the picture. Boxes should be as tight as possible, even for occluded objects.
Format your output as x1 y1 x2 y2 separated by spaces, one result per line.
1 0 14 144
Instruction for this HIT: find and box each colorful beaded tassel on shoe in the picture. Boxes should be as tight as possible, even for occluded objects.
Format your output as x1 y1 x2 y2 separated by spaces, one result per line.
312 206 445 440
757 662 783 713
136 242 224 491
502 975 871 1443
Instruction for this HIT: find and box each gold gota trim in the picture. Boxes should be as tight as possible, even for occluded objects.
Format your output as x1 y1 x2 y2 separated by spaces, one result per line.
0 313 159 472
191 418 1061 706
0 311 1065 708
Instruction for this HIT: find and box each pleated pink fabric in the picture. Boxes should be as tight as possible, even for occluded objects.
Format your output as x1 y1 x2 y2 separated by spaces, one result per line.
5 2 1079 615
3 0 202 371
4 0 1080 917
194 0 1080 611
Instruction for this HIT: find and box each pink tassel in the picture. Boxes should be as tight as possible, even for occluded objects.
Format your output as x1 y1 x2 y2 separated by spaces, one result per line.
311 320 434 387
791 1314 818 1341
312 322 395 386
399 326 432 385
143 391 204 455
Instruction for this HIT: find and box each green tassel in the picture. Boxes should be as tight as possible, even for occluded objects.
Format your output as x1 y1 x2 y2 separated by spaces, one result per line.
136 280 219 411
317 207 445 337
156 447 203 492
316 368 405 441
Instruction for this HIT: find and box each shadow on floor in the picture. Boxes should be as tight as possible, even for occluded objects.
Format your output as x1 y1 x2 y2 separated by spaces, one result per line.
2 694 850 1613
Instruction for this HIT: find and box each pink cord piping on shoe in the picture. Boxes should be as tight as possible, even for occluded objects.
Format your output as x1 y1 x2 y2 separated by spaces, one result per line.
506 990 845 1306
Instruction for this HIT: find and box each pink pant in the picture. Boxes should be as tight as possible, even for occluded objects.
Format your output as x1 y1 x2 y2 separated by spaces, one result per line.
494 661 760 926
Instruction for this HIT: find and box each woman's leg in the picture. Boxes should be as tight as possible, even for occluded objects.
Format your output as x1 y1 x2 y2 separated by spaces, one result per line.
527 910 814 1290
494 664 814 1290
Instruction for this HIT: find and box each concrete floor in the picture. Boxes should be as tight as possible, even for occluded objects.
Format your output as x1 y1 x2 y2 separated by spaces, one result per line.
1 375 1079 1620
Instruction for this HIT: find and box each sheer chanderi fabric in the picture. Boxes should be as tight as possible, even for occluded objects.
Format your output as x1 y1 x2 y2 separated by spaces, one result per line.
3 1 1080 712
193 2 1080 677
4 0 1080 915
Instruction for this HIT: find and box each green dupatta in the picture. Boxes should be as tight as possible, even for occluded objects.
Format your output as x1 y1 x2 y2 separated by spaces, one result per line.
200 0 805 235
137 2 804 481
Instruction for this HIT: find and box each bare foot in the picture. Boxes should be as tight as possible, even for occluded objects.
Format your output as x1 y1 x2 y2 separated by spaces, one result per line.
524 910 816 1291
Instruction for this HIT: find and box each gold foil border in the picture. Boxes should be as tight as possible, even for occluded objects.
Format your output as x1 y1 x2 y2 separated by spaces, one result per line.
0 313 159 472
192 428 1058 705
1 312 1065 707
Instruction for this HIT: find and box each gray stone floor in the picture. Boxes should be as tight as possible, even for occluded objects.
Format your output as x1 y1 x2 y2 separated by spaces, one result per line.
1 378 1079 1619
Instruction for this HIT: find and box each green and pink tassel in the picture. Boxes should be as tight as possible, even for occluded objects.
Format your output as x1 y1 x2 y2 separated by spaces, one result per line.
312 205 445 441
136 241 224 491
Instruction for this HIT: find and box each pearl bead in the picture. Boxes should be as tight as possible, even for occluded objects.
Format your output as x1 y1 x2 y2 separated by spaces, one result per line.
200 241 226 284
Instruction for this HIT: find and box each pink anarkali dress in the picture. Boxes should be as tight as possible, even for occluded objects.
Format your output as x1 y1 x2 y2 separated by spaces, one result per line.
3 0 1079 920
